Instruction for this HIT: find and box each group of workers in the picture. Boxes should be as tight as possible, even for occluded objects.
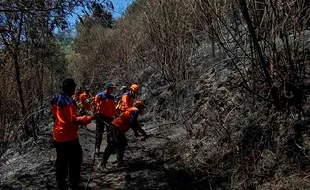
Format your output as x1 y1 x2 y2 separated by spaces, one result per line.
51 78 148 190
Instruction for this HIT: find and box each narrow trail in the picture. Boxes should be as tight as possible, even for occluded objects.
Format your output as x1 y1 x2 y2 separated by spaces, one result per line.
79 122 188 190
1 121 195 190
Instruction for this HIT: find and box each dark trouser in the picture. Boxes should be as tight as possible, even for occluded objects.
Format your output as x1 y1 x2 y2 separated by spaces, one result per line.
102 125 127 166
95 114 113 150
54 139 82 190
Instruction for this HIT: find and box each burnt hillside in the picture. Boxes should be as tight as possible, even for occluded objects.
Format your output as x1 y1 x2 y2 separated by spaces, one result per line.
2 0 310 189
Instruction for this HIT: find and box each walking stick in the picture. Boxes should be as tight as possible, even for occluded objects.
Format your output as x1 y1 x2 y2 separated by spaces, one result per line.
83 121 106 190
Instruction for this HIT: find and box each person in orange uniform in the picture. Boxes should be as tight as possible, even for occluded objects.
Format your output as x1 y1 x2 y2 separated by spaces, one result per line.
51 78 95 190
114 85 128 103
116 84 140 115
93 82 117 154
79 85 93 115
101 100 147 169
72 87 83 102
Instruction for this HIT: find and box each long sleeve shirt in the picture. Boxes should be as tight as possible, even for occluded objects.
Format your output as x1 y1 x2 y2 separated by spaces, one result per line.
51 93 92 142
112 107 146 135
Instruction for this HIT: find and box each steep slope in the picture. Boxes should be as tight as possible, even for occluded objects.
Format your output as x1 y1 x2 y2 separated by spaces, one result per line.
2 37 310 189
136 39 310 189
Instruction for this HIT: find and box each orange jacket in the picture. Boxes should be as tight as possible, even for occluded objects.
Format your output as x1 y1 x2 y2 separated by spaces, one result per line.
94 92 116 118
112 107 139 134
116 91 135 112
51 93 92 142
79 92 93 111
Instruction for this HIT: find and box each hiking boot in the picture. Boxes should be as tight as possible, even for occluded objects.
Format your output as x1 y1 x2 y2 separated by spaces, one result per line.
125 173 131 180
95 148 101 157
95 148 100 154
68 185 78 190
117 161 125 168
98 162 109 172
100 156 107 168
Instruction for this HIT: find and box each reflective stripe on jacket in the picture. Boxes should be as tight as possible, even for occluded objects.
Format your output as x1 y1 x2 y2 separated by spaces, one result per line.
94 91 116 119
112 107 139 134
51 93 92 142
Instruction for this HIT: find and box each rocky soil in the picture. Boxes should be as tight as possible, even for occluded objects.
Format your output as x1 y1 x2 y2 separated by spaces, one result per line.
0 120 199 190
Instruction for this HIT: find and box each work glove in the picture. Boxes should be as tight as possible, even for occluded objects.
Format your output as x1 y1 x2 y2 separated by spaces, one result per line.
85 110 94 116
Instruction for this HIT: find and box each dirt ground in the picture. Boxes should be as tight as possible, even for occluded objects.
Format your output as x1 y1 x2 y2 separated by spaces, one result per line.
0 121 197 190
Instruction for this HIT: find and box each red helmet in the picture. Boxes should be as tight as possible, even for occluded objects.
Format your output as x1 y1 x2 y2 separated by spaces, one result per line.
130 84 140 92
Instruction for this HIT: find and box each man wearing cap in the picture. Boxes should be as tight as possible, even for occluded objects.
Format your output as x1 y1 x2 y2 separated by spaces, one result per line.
116 84 140 115
101 100 147 169
51 78 96 190
93 82 117 154
79 85 93 115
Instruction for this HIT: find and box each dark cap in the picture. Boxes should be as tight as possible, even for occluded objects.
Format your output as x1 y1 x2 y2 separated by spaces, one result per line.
84 85 90 91
104 82 116 89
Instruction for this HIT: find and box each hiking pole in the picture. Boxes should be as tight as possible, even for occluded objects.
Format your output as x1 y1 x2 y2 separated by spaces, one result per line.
83 123 98 190
102 120 113 129
83 120 106 190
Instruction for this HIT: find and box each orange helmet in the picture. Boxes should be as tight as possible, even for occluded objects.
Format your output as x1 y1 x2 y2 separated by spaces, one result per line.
130 84 140 92
135 100 145 108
